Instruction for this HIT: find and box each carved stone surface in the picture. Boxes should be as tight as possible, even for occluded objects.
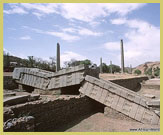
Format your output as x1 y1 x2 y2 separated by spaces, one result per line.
79 75 159 125
13 65 99 90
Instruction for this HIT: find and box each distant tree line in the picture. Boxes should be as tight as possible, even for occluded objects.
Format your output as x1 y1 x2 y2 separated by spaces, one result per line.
3 52 121 73
63 59 92 67
134 67 160 77
3 52 56 72
101 63 121 73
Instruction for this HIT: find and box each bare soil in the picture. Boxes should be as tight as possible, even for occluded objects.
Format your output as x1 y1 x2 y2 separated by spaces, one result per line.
65 113 160 132
99 73 145 80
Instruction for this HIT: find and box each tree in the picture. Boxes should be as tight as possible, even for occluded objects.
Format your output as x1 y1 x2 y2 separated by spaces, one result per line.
65 59 92 67
145 68 152 76
49 56 56 71
102 63 109 73
28 56 35 67
108 64 121 73
154 67 160 77
80 59 92 66
134 69 142 75
3 52 10 68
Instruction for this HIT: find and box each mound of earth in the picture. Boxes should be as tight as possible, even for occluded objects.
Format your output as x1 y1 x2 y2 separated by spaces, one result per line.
133 61 160 74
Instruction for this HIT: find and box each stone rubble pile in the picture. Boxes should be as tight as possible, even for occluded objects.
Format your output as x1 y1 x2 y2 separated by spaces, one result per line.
11 65 160 125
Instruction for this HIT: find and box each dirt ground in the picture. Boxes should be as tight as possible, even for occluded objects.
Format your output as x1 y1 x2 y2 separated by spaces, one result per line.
99 73 145 80
138 78 160 99
65 113 160 132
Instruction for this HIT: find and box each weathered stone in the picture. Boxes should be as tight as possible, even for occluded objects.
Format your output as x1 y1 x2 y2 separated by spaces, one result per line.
85 75 148 107
29 94 40 101
3 95 94 132
100 57 103 73
144 94 156 99
56 43 60 72
79 75 160 125
4 116 35 132
146 99 160 107
4 95 30 106
13 64 99 92
120 39 125 73
4 92 16 97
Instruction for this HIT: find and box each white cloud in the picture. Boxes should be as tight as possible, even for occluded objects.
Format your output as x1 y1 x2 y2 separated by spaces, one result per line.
108 18 160 67
102 3 145 16
59 3 145 23
4 5 28 14
110 18 127 25
21 3 59 14
104 42 120 51
32 12 43 19
62 27 102 36
22 26 102 42
4 3 146 24
3 48 12 55
78 28 102 36
3 48 27 59
46 31 80 42
20 36 31 40
62 28 77 33
61 51 87 66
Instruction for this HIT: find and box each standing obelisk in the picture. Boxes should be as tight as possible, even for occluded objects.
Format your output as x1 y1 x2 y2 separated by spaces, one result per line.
100 57 103 73
56 43 60 72
121 39 125 73
110 61 112 74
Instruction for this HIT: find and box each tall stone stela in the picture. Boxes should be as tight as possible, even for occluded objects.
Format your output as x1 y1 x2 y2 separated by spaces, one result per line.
110 61 112 74
100 57 103 73
130 64 132 74
56 43 60 72
121 39 125 73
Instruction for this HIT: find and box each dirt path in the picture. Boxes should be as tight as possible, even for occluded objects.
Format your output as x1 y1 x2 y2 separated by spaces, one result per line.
66 113 160 132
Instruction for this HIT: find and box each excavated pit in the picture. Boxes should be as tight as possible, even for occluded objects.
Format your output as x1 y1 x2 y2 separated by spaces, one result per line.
4 94 105 132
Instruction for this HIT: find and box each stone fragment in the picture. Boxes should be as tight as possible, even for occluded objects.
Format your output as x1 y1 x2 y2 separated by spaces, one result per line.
79 75 160 125
144 94 156 99
4 95 30 106
146 99 160 107
29 94 40 101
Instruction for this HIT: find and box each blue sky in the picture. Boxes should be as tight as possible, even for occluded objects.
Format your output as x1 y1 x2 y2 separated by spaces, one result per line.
3 3 160 67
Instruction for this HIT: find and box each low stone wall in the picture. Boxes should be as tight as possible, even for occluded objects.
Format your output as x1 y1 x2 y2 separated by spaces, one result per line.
141 84 160 90
110 76 148 91
4 95 96 132
4 76 18 90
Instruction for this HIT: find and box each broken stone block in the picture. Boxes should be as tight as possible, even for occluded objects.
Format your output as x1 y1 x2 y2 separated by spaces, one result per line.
144 94 156 99
4 116 35 132
79 75 160 125
4 95 30 106
29 94 40 101
4 92 16 97
12 65 99 92
146 99 160 107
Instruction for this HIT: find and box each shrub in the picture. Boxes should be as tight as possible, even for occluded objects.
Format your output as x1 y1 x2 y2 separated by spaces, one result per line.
134 69 141 75
145 68 152 76
154 67 160 77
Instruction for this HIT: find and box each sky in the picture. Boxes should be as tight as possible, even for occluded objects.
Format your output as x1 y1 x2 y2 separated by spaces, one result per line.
3 3 160 68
